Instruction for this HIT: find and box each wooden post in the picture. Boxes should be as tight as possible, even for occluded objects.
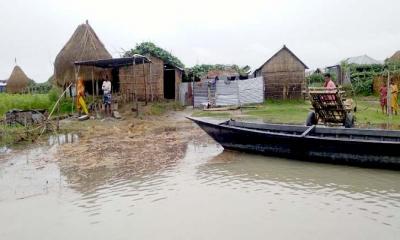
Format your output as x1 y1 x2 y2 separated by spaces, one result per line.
57 99 60 131
143 58 147 105
149 61 154 101
92 66 95 111
387 70 391 116
192 74 195 107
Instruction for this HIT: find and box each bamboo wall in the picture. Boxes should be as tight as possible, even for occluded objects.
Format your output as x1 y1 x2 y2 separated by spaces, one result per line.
118 56 182 101
259 48 306 99
373 74 400 94
118 56 164 101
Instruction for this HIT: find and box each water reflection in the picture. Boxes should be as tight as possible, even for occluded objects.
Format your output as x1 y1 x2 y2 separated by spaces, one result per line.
0 146 11 154
196 149 400 228
1 139 400 240
48 133 79 146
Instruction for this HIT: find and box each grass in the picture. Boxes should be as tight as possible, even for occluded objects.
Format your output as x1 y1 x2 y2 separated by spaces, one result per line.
192 97 400 126
146 101 185 116
0 92 73 116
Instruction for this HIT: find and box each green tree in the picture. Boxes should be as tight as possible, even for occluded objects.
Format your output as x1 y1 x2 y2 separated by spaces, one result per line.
123 42 184 68
187 64 250 79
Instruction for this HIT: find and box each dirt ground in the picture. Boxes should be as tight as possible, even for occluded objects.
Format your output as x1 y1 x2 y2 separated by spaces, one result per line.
50 105 213 190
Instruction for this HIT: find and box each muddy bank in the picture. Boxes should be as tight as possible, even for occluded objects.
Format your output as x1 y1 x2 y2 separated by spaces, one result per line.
52 108 211 192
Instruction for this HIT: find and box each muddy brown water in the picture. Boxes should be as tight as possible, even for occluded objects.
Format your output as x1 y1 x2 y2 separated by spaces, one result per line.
0 130 400 239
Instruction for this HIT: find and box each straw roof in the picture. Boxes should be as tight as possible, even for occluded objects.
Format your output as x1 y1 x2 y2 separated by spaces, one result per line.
389 51 400 62
6 65 30 93
54 21 112 87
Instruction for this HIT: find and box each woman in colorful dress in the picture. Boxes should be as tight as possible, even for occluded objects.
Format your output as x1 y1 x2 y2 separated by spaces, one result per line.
390 80 398 115
379 83 387 114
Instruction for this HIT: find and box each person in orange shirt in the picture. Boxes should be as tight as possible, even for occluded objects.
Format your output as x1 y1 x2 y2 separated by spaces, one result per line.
76 77 88 115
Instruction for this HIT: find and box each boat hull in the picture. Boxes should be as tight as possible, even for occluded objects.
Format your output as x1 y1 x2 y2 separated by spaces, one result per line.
189 117 400 169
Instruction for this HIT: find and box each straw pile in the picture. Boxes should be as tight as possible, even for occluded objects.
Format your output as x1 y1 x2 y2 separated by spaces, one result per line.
389 51 400 62
6 65 30 93
54 21 112 87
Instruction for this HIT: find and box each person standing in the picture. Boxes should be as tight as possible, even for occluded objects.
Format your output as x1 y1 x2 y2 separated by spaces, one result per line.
76 77 88 116
102 76 112 117
390 80 398 115
379 83 388 114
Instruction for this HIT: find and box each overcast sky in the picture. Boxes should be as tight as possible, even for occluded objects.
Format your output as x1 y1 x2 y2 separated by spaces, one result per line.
0 0 399 82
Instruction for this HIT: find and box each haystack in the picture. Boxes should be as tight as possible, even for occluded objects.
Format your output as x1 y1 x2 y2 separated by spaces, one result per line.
6 65 30 93
54 21 112 87
389 51 400 62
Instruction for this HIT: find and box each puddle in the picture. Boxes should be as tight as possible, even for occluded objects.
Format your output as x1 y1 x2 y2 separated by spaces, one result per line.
48 133 79 146
0 146 11 154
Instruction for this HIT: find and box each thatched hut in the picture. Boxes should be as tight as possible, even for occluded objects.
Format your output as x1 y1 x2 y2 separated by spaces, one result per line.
6 65 30 93
54 21 112 89
254 45 308 99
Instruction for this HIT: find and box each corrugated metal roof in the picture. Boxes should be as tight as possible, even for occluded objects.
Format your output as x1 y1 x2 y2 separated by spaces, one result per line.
342 55 382 65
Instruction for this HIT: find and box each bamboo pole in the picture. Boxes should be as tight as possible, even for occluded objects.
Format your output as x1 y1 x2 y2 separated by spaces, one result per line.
149 62 154 101
92 66 95 111
143 58 147 105
387 70 391 117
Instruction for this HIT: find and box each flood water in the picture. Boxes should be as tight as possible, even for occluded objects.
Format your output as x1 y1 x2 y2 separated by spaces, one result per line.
1 136 400 239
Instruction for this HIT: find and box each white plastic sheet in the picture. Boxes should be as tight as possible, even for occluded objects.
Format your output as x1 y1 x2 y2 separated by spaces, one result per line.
238 77 264 105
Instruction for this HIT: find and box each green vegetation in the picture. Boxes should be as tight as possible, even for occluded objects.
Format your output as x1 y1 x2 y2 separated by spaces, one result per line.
306 73 324 87
146 101 185 116
340 62 384 95
192 98 400 126
124 42 184 68
187 64 250 80
0 88 73 116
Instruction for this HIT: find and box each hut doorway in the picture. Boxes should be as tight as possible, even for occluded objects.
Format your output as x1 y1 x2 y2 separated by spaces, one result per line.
164 69 175 99
111 68 120 93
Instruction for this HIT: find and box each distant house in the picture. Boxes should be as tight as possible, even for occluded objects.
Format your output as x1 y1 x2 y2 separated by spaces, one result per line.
0 80 7 92
204 67 239 80
342 55 382 65
254 45 308 99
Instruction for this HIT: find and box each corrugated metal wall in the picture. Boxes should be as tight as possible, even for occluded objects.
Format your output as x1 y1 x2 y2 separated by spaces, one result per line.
179 82 193 106
215 80 239 106
193 82 216 107
238 77 264 105
191 77 264 107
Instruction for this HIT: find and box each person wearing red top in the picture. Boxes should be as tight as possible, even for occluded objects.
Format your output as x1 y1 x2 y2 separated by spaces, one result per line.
323 73 336 89
379 83 388 114
323 73 336 102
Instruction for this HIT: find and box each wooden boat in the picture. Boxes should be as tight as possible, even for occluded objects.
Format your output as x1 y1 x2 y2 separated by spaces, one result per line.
187 117 400 169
